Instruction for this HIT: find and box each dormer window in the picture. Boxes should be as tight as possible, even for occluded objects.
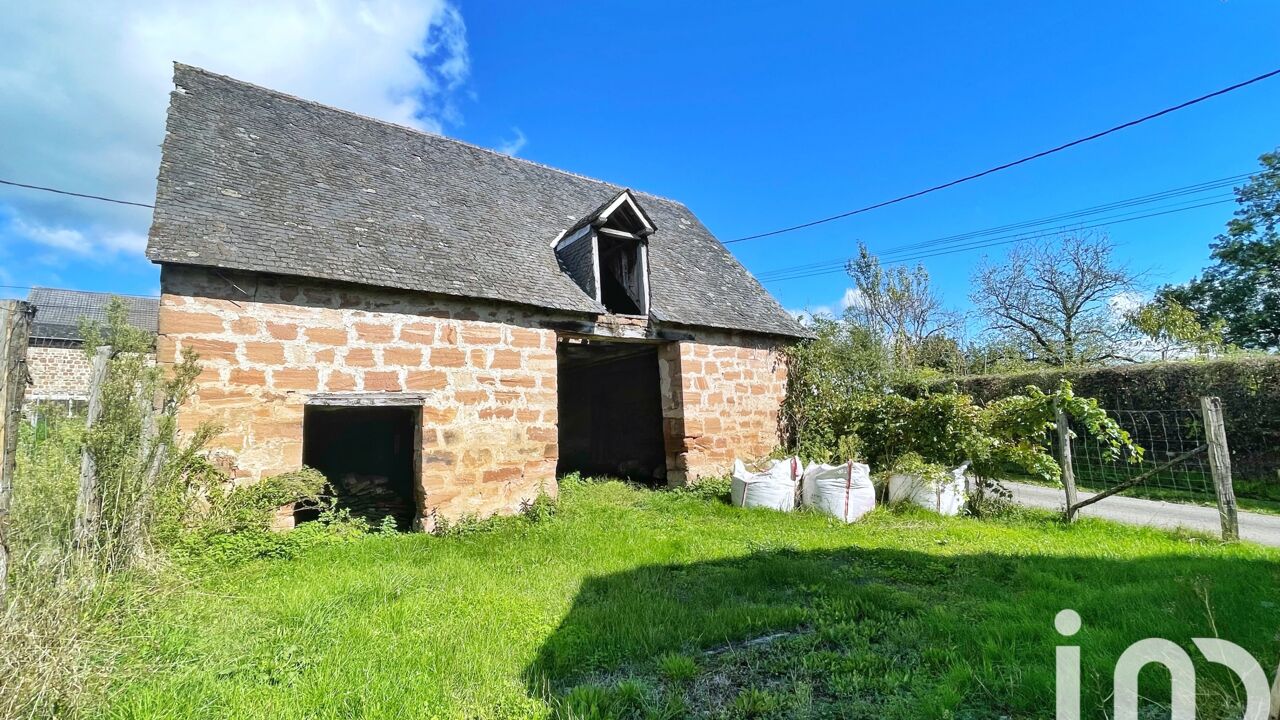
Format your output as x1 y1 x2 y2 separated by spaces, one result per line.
553 190 655 315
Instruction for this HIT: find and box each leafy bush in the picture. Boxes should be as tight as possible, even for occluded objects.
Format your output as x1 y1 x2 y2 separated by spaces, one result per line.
172 467 376 567
789 377 1139 490
930 356 1280 482
781 318 895 463
520 490 560 524
173 507 370 567
187 467 328 535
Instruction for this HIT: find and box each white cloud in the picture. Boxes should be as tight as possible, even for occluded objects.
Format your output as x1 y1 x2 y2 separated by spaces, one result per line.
496 127 527 156
1108 291 1144 319
12 219 93 254
838 287 867 312
787 286 865 326
0 0 472 262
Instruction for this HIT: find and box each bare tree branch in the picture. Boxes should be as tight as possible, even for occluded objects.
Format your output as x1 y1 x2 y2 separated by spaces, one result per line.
969 232 1141 366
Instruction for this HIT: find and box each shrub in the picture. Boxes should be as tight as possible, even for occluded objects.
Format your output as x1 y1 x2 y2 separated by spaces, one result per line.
928 356 1280 482
172 467 370 567
792 380 1140 490
520 490 559 524
173 507 370 567
781 318 895 463
187 467 328 535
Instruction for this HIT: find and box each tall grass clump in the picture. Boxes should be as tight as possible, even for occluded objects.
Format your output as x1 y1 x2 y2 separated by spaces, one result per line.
1 299 214 718
1 300 389 718
2 301 188 716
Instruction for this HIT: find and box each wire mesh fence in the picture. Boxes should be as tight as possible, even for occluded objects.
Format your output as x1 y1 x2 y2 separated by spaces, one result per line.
1032 396 1280 540
1225 414 1280 505
1065 407 1216 504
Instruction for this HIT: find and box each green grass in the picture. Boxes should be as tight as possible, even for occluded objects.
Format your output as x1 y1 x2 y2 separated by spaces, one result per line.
102 480 1280 719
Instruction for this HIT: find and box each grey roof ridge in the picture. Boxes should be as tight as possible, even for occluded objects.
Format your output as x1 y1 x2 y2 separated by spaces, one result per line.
173 62 692 209
29 285 159 300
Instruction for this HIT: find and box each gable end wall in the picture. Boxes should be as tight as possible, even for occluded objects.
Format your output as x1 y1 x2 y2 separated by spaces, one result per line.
158 266 562 528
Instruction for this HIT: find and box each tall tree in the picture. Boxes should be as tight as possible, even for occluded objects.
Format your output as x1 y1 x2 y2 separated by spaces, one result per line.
844 243 958 367
1159 150 1280 350
970 232 1139 367
1125 297 1226 361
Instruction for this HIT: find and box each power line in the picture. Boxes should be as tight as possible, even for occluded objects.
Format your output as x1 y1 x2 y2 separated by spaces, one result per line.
759 197 1232 284
753 171 1250 281
0 179 154 209
765 198 1232 282
726 67 1280 244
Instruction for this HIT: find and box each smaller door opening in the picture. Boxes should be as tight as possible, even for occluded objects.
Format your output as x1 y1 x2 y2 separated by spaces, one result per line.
299 405 419 529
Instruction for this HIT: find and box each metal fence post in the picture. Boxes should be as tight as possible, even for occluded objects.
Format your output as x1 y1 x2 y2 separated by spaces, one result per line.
1200 396 1239 542
0 300 35 604
1056 402 1078 522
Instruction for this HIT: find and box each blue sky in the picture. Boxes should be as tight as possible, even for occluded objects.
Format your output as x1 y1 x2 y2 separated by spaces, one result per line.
3 1 1278 326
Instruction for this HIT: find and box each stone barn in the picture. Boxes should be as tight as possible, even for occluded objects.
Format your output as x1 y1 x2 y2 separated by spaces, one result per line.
24 287 159 406
145 65 807 529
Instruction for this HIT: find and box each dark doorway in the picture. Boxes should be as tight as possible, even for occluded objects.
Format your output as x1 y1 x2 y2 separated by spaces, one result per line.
299 405 419 529
557 340 667 483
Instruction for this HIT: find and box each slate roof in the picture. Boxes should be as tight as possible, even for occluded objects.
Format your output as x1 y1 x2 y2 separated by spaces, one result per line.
26 287 159 341
146 64 807 339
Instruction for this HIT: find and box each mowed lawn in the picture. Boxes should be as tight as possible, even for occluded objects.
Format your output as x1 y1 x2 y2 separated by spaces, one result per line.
105 480 1280 719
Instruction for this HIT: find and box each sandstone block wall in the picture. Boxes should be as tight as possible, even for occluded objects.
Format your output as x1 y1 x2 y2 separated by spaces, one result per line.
158 266 560 527
659 333 789 483
26 343 94 401
159 265 793 526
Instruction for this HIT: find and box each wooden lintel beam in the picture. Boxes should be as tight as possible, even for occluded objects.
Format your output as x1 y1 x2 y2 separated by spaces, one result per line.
307 393 435 407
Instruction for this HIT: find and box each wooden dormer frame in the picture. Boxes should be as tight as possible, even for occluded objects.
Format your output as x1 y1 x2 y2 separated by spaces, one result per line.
553 190 655 316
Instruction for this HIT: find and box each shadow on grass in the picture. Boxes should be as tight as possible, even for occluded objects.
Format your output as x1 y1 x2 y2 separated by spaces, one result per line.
524 545 1280 719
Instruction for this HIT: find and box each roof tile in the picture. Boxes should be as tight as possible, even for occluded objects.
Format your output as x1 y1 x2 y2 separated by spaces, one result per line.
146 64 806 338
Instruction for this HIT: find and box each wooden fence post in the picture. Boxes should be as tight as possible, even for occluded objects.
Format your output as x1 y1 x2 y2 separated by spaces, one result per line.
1055 403 1078 522
72 345 112 560
1200 396 1239 542
0 300 35 605
1269 660 1279 720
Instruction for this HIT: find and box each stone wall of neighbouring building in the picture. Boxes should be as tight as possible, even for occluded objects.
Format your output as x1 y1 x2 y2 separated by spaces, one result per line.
158 266 562 528
26 343 93 401
659 333 789 483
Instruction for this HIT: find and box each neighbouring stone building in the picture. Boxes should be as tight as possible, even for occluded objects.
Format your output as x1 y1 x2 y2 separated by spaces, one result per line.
145 64 808 530
24 287 159 405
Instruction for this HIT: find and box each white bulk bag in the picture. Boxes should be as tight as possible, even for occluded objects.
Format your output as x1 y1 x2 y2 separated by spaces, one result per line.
887 461 970 516
801 460 875 523
731 457 802 512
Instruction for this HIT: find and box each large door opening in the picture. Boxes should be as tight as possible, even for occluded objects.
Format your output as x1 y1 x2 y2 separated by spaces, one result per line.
299 405 419 529
557 339 667 484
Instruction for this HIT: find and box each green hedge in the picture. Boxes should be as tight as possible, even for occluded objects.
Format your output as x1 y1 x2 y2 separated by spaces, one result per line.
921 356 1280 482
